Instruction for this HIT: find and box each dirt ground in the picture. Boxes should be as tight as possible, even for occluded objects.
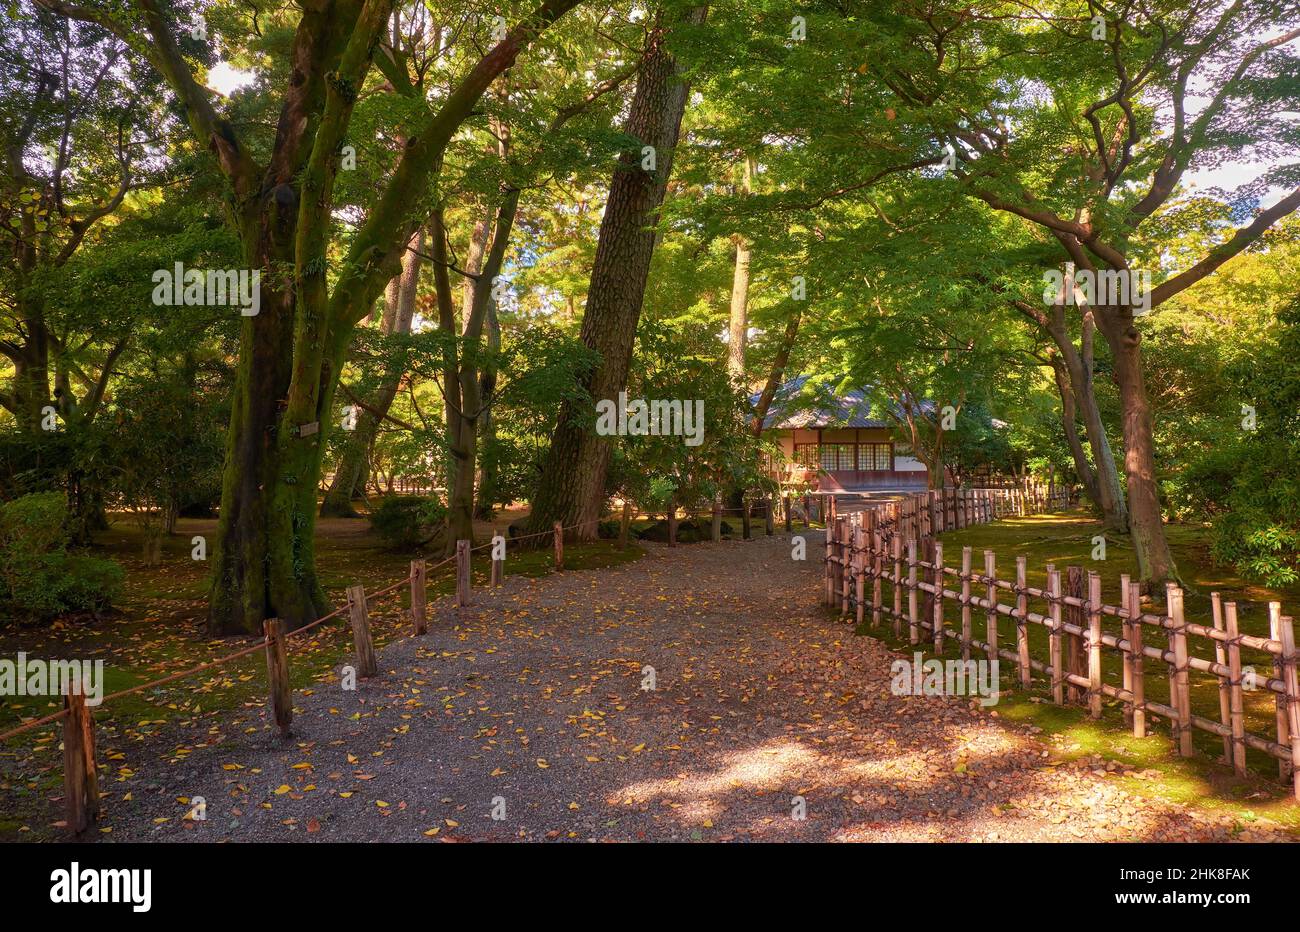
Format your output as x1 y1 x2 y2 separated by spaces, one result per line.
77 531 1294 843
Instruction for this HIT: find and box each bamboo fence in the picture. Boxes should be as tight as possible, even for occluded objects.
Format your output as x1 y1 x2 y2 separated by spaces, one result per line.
824 489 1300 799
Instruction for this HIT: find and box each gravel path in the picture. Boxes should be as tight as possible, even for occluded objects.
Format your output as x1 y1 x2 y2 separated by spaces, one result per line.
95 533 1291 842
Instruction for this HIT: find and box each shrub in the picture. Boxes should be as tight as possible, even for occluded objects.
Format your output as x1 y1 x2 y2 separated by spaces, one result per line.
368 495 447 549
0 492 124 621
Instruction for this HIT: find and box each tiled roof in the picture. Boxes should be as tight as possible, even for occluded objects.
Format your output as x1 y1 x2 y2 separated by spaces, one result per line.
751 375 894 430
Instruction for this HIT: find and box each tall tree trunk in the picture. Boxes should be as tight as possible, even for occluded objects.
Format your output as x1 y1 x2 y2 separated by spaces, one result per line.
727 156 754 384
1099 313 1177 587
474 298 502 520
528 8 705 540
443 183 519 552
1048 311 1127 531
750 304 802 435
1050 354 1101 508
320 229 423 517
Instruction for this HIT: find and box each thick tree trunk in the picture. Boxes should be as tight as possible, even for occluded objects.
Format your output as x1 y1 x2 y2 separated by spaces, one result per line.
929 429 945 490
208 247 337 635
1099 313 1176 587
528 8 704 540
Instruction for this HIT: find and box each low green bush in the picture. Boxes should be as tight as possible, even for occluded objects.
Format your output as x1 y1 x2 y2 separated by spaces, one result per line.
0 492 124 621
368 495 447 549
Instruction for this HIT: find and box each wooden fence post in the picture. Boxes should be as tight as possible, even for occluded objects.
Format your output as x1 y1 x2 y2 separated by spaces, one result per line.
1211 593 1232 763
840 519 852 617
1015 555 1031 688
1271 602 1291 781
803 492 812 528
668 504 678 548
552 523 564 572
712 495 722 543
825 520 835 606
1278 616 1300 800
456 539 472 603
932 540 945 653
491 536 505 587
1127 580 1146 738
1086 571 1102 718
1120 573 1133 725
264 618 292 738
892 534 903 639
1167 584 1193 756
871 525 883 629
959 547 972 662
61 685 100 834
1048 567 1064 704
907 538 919 644
984 550 998 701
411 560 428 634
1224 602 1248 775
742 497 752 540
764 494 774 536
784 495 793 533
1066 565 1087 704
347 585 378 678
853 524 866 628
621 500 633 551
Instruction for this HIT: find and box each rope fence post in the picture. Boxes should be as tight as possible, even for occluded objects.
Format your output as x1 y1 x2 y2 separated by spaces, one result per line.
410 560 428 634
264 618 292 738
712 494 722 543
784 494 793 533
621 500 633 551
491 534 505 586
553 523 564 571
61 684 99 834
347 585 378 678
456 539 472 604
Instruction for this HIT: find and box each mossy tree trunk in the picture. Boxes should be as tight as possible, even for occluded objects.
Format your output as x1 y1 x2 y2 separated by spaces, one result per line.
40 0 584 634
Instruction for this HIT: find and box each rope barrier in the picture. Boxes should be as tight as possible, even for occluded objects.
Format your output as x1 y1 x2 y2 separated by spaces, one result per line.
0 517 599 744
